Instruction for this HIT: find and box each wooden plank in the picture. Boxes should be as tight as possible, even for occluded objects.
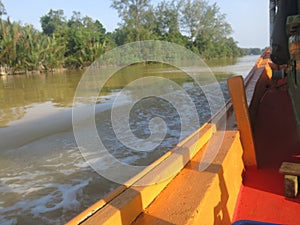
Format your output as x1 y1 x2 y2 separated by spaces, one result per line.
227 76 258 167
133 131 244 225
279 162 300 176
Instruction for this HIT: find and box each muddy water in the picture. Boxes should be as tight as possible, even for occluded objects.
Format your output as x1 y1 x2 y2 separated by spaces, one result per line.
0 55 258 224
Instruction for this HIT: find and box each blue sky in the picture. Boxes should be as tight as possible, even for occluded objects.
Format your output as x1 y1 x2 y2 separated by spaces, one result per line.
1 0 269 48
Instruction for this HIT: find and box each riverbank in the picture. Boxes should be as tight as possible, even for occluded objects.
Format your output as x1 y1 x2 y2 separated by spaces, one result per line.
0 66 69 76
0 55 258 77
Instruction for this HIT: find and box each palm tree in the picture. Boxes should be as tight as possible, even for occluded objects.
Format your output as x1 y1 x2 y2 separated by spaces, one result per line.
0 19 22 73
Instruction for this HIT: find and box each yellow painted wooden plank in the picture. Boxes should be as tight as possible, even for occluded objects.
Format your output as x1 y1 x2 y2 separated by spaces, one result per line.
133 131 244 225
227 76 257 167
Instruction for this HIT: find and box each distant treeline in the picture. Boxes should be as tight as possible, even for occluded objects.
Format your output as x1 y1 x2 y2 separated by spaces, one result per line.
0 0 245 74
242 48 263 55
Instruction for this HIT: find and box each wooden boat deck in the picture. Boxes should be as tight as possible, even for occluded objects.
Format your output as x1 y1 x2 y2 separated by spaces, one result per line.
233 79 300 224
132 131 243 225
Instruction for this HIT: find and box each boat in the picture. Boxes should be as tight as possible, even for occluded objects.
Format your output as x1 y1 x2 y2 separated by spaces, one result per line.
67 1 300 224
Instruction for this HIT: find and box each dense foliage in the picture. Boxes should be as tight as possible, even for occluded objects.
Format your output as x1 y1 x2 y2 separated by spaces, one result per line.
0 0 245 74
243 48 263 55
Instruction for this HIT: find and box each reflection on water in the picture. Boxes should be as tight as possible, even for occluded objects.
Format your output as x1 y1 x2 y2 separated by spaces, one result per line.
210 55 259 79
0 72 82 127
0 55 257 128
0 55 258 224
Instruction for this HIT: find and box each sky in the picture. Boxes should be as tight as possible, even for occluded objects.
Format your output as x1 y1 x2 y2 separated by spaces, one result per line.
1 0 269 48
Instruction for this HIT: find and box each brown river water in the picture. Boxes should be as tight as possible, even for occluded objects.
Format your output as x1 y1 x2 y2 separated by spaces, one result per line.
0 55 258 224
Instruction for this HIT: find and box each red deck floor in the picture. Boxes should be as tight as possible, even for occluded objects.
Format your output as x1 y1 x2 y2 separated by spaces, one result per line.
233 81 300 224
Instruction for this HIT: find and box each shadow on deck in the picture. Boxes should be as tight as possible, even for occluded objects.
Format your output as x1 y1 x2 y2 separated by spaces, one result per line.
233 79 300 225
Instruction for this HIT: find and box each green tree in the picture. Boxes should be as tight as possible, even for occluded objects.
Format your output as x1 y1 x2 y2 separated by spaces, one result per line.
178 0 240 58
155 0 181 35
65 12 107 68
243 48 262 55
40 9 69 68
18 25 41 71
111 27 130 46
180 0 232 40
40 9 67 36
179 0 207 40
0 0 6 18
111 0 156 43
154 0 187 45
0 19 22 72
0 0 244 73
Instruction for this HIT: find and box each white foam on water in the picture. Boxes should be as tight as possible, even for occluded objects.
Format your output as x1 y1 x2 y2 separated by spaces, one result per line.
0 179 92 224
0 218 17 225
30 179 91 216
0 129 104 224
